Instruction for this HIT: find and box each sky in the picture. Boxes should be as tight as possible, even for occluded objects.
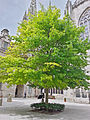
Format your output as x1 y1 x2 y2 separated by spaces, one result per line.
0 0 75 35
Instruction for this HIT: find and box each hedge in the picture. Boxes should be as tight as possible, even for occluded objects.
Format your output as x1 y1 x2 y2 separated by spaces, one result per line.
31 103 65 112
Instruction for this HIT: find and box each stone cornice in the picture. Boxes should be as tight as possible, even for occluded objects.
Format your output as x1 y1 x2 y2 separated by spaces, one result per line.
73 0 89 9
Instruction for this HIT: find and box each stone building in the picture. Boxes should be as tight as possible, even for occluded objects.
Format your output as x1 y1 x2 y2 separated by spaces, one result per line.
0 29 40 98
0 29 15 98
61 0 90 103
0 0 40 98
0 29 26 98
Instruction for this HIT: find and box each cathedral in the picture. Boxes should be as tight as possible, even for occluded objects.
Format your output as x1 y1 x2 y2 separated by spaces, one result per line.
0 0 90 103
63 0 90 103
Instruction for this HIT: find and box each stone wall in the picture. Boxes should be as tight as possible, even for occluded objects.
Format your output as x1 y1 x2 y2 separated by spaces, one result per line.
71 0 90 26
2 84 16 97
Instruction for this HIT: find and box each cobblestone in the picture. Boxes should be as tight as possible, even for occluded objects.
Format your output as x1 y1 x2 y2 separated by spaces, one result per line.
0 98 90 120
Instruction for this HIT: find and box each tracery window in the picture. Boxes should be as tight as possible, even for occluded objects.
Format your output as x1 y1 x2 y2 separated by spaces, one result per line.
79 8 90 41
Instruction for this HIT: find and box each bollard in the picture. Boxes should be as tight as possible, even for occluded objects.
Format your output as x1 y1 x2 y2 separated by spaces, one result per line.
7 94 12 102
64 98 66 102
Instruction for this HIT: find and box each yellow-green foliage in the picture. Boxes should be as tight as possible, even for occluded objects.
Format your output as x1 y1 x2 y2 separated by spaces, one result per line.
0 6 90 89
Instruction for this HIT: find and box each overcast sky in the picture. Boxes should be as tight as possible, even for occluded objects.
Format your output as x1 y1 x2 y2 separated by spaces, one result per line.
0 0 75 35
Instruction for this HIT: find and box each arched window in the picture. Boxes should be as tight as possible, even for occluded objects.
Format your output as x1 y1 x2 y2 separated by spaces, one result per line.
76 88 80 97
3 41 8 50
79 8 90 41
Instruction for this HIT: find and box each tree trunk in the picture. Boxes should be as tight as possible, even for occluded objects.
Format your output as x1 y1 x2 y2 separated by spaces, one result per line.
45 88 48 104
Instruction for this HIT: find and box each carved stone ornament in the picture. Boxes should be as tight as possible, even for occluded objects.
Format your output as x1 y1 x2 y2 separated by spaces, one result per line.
79 7 90 40
73 0 89 8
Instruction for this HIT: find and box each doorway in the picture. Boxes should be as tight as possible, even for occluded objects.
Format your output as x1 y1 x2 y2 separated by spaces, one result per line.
15 85 24 97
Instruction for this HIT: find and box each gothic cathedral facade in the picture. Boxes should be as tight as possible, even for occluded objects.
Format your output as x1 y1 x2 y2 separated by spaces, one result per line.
63 0 90 103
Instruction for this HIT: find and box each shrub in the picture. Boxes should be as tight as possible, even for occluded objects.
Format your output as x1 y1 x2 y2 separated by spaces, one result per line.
31 103 65 112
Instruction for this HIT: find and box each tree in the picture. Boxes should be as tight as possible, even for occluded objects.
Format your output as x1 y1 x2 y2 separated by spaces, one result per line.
0 6 90 104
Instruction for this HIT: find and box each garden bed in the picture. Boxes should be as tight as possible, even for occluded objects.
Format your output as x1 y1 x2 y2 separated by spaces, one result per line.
31 103 65 113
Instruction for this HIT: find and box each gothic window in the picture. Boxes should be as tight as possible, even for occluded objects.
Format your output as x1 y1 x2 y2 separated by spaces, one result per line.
76 88 80 97
48 89 50 93
82 92 87 98
53 88 55 94
61 90 63 94
57 89 63 94
56 89 57 94
79 8 90 41
84 21 88 34
4 41 8 50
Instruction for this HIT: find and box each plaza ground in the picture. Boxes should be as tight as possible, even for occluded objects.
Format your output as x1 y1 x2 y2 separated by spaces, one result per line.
0 98 90 120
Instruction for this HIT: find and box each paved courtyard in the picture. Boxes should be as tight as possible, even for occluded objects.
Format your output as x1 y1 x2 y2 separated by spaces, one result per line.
0 98 90 120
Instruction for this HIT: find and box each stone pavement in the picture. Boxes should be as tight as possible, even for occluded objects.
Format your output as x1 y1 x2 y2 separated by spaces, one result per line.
0 98 90 120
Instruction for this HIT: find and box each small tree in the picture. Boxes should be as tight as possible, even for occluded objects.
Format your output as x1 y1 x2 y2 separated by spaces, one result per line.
0 6 90 104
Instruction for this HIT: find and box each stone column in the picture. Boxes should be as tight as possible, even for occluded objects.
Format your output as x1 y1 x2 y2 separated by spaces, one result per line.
0 90 3 106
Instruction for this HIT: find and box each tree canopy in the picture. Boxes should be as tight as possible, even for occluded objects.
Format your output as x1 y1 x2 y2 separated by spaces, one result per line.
0 6 90 91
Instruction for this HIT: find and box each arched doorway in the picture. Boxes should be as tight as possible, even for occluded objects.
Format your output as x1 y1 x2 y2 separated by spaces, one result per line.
15 85 24 98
